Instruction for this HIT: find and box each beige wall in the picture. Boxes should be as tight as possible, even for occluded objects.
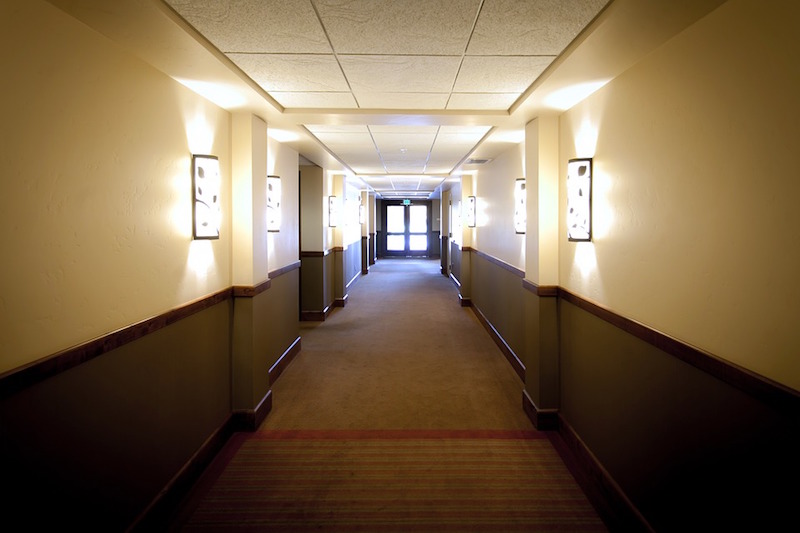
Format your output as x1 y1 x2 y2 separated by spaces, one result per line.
559 0 800 390
267 136 299 272
1 0 231 373
474 143 526 270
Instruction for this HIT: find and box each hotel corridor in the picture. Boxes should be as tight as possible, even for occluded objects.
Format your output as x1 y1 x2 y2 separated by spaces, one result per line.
169 259 607 531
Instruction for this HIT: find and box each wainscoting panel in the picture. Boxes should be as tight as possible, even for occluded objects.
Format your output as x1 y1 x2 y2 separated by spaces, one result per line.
558 297 799 532
0 299 233 531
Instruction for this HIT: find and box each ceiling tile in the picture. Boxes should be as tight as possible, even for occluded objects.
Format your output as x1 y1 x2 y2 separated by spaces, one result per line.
228 54 348 92
454 56 553 92
307 125 369 134
354 92 450 110
270 92 358 109
166 0 331 53
385 162 427 174
314 0 480 55
340 56 461 93
447 92 520 110
468 0 609 55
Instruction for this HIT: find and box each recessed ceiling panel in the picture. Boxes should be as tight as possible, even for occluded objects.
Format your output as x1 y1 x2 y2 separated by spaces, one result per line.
447 93 520 110
340 56 461 94
454 56 553 93
354 92 450 110
270 92 358 109
166 0 331 53
229 54 349 92
315 0 479 55
467 0 609 55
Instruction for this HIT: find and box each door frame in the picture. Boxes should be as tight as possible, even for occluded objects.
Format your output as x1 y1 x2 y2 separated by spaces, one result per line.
381 200 432 257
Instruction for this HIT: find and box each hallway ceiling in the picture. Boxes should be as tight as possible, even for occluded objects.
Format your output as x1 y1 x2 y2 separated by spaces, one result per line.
163 0 609 198
46 0 726 199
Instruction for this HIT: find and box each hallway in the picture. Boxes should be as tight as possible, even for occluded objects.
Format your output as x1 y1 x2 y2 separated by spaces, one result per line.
171 259 607 530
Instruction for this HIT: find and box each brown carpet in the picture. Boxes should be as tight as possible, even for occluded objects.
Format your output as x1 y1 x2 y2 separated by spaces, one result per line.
172 259 607 531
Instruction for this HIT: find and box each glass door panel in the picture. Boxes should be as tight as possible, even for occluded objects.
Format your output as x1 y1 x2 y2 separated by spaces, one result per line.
408 205 428 252
384 202 430 256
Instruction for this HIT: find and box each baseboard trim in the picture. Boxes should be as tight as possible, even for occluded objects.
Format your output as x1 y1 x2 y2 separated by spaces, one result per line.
127 413 238 532
268 336 301 385
232 389 273 432
522 390 558 430
470 303 525 382
458 294 471 307
548 414 654 533
334 294 348 308
300 305 332 322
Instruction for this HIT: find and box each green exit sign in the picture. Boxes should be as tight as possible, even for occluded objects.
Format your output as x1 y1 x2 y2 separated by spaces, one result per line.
403 199 411 205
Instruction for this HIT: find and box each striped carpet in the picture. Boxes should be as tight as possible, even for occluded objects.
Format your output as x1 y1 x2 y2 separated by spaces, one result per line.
178 429 607 532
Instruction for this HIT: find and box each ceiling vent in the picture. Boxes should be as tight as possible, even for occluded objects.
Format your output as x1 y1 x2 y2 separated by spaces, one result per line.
465 158 493 165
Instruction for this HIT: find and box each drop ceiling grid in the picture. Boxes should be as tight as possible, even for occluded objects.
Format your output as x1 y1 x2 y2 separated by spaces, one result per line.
165 0 611 194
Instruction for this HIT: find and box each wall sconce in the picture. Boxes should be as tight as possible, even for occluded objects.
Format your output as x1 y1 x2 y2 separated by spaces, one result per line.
514 179 526 234
466 196 476 228
192 154 221 240
266 175 281 232
328 195 339 227
358 202 365 225
567 158 592 241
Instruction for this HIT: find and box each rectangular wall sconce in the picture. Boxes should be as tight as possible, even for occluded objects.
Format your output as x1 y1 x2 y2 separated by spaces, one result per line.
359 203 365 225
514 179 526 234
192 154 221 240
466 196 476 228
328 195 339 227
567 158 592 241
266 175 281 232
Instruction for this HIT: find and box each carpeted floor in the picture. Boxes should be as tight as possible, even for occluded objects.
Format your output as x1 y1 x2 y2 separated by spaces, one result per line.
171 259 607 531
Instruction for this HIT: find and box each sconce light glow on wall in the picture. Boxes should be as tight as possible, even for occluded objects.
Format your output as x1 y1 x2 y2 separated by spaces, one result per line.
266 175 281 232
514 179 526 234
328 195 339 227
466 196 476 228
192 154 221 240
359 201 365 225
567 158 592 241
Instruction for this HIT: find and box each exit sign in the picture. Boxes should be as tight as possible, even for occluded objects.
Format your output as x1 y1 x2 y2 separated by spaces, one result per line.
403 199 411 205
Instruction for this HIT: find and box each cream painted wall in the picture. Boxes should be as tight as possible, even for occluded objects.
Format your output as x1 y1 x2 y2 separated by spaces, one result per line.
343 178 362 247
449 181 463 246
474 143 526 270
559 0 800 390
267 136 299 272
0 0 231 373
231 114 267 286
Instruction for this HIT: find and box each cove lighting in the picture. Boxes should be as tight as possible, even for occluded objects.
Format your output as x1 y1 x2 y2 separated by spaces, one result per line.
267 175 281 232
192 154 221 240
466 196 476 228
514 179 526 234
567 158 592 242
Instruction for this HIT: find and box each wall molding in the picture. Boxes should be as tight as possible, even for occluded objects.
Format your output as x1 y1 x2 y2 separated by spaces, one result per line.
300 306 332 322
472 248 524 278
232 389 273 432
268 336 302 385
522 390 558 430
300 250 330 258
469 243 800 414
548 414 654 533
559 288 800 414
269 260 301 279
522 278 558 297
471 303 525 382
232 279 271 297
128 412 240 532
0 287 233 399
334 294 349 308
